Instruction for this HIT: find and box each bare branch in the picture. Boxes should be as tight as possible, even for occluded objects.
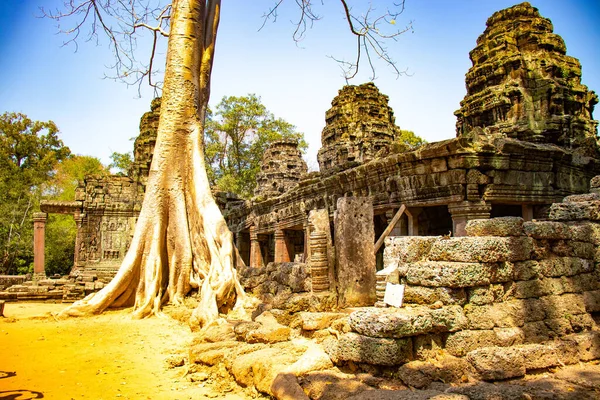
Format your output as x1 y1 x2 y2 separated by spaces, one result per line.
41 0 171 96
336 0 412 80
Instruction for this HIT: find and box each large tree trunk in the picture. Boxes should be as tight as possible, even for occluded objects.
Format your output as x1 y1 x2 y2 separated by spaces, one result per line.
60 0 246 327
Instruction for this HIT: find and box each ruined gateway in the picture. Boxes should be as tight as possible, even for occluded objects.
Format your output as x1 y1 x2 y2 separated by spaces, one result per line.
2 2 600 388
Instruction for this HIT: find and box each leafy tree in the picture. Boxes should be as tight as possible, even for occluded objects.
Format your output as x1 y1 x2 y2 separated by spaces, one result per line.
394 129 427 152
109 151 133 176
0 112 70 275
205 94 306 198
49 1 411 325
44 155 107 276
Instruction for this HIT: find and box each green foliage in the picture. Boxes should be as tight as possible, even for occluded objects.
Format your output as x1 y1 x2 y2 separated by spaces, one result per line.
394 129 427 152
0 112 70 275
205 94 306 198
109 151 133 176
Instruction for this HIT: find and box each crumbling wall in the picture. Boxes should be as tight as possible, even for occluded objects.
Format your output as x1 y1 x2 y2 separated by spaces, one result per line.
325 186 600 380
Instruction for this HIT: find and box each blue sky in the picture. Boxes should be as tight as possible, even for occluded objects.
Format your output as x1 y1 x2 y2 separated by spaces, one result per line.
1 1 599 170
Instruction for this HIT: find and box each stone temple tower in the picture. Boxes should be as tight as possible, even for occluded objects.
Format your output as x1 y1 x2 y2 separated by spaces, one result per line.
454 2 599 157
317 82 401 174
254 139 307 198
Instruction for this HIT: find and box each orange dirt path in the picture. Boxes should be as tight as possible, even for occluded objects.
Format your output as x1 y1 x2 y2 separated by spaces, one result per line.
0 302 247 399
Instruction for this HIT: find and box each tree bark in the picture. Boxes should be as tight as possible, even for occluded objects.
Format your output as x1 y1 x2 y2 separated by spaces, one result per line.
60 0 246 328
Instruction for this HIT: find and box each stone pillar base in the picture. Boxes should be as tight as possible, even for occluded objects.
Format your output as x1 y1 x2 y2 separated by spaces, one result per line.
448 201 492 237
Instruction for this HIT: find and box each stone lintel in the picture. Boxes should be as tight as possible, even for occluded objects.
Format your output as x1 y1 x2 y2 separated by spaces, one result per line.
40 200 83 215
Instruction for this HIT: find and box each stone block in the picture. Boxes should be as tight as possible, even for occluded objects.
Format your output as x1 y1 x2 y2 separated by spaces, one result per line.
512 260 539 281
522 321 551 343
569 221 600 244
428 237 533 263
493 327 525 347
405 261 513 288
523 221 571 240
467 347 526 380
538 257 594 277
413 334 444 360
565 331 600 361
299 312 346 331
551 240 595 259
383 236 439 263
544 317 573 337
404 286 467 306
583 290 600 312
465 217 524 237
513 279 555 299
445 330 497 357
329 332 413 366
429 305 469 332
548 201 600 221
467 284 506 305
348 308 434 338
540 294 587 320
334 197 376 307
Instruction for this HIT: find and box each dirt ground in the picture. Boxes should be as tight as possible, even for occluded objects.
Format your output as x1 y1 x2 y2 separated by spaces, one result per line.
0 302 250 400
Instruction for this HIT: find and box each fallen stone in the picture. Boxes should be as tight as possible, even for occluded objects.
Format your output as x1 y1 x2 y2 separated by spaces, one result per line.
299 312 347 331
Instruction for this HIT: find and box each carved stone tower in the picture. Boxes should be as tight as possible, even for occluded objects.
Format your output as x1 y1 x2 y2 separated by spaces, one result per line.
254 139 307 198
317 82 401 174
455 2 599 157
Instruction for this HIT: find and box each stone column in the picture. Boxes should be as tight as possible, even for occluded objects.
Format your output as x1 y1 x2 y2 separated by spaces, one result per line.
249 226 263 268
448 201 492 237
33 212 47 279
334 197 376 307
406 207 422 236
522 204 534 221
309 231 330 292
73 211 84 268
274 228 291 263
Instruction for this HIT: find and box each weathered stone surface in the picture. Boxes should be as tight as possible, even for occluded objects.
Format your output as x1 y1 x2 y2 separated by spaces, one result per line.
582 290 600 312
299 312 347 331
348 306 467 339
325 332 413 366
348 308 434 338
549 201 600 221
467 347 526 380
383 236 439 264
255 139 307 198
565 331 600 361
404 286 467 306
397 357 474 389
235 311 291 344
413 334 444 361
467 284 506 305
455 2 599 158
317 83 401 174
465 217 524 237
523 221 571 240
347 390 469 400
428 237 533 263
405 261 513 288
335 197 376 307
445 330 498 357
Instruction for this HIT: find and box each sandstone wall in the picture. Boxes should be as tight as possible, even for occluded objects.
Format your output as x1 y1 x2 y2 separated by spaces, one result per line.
325 191 600 380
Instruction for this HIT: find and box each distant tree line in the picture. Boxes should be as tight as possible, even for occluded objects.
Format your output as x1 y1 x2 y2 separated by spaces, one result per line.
0 112 106 276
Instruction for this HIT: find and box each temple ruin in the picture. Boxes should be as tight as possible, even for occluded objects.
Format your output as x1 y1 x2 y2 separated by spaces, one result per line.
1 3 599 382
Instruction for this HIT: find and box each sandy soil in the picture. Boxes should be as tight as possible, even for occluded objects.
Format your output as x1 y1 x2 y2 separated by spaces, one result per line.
0 302 250 400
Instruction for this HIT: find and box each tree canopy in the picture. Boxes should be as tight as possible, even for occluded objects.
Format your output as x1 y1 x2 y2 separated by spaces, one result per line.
0 112 71 275
205 94 306 198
